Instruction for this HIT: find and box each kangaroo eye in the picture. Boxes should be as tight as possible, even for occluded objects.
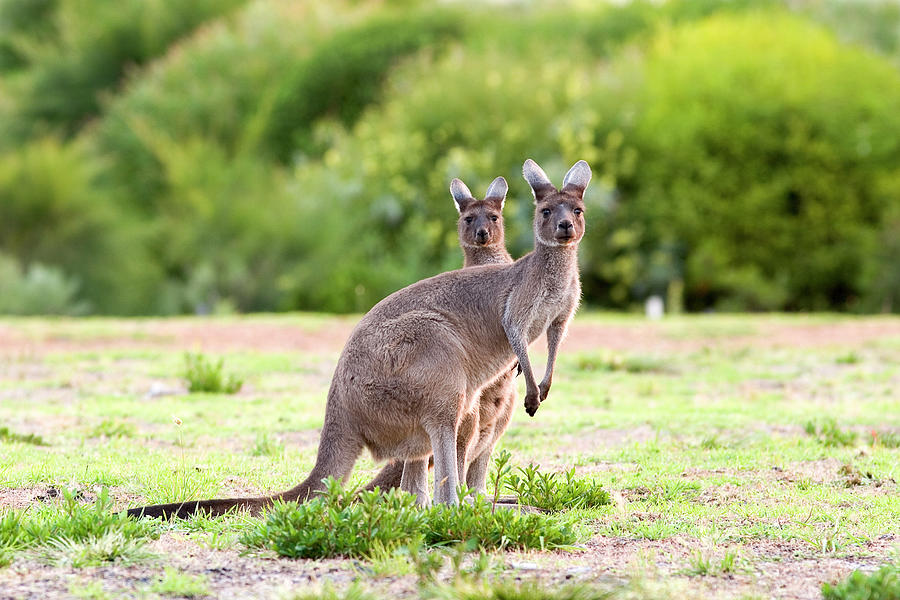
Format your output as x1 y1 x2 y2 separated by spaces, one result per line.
464 217 473 224
573 208 583 216
541 209 551 218
490 215 498 222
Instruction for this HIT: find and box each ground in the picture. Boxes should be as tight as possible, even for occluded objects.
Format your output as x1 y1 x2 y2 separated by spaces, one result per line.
0 313 898 599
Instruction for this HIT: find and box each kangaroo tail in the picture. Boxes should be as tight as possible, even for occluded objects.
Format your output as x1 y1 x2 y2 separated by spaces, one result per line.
127 405 363 520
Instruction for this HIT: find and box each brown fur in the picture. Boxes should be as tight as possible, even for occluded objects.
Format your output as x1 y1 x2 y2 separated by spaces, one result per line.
126 159 590 518
365 176 516 500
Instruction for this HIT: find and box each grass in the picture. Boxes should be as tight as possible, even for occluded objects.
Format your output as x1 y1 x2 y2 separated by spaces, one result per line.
821 564 900 600
182 352 243 394
0 425 48 445
0 312 897 598
148 567 210 598
240 477 580 559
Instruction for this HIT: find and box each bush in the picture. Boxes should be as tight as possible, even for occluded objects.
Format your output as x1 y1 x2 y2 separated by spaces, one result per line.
0 139 158 313
0 253 87 315
601 12 900 311
2 0 246 140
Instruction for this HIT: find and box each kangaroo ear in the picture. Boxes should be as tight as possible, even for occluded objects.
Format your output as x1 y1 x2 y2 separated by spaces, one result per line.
484 176 508 209
522 159 555 201
450 178 474 213
561 160 592 195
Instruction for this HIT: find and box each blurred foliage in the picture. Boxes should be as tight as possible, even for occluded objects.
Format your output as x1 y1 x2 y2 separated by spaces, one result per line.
1 0 899 314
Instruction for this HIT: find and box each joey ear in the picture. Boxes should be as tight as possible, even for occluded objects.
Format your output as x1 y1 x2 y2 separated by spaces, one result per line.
483 176 508 209
561 160 592 195
450 178 474 213
522 159 555 201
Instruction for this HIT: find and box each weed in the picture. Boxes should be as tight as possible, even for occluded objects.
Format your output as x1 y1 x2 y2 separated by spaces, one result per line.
835 351 860 365
41 531 154 567
240 479 578 559
822 564 899 600
503 463 610 512
182 352 243 394
149 567 210 598
250 433 284 457
870 430 900 449
685 547 741 576
241 479 426 559
289 584 379 600
0 426 47 446
88 419 136 439
804 418 858 447
69 581 112 600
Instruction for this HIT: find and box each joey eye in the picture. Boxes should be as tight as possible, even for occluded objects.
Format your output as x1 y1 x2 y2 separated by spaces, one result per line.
490 215 498 222
541 209 551 218
573 208 583 216
464 216 473 224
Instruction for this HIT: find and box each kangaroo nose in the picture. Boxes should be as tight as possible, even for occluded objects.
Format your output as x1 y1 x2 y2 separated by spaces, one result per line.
558 220 573 232
476 229 489 241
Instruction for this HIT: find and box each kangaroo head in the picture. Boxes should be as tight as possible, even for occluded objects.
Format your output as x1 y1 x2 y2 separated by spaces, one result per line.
450 176 508 249
522 159 591 247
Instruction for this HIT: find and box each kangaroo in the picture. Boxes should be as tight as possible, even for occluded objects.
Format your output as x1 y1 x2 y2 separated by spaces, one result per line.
364 176 516 500
127 158 589 518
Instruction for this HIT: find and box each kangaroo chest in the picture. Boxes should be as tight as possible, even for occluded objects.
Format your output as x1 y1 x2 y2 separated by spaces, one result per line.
524 279 576 343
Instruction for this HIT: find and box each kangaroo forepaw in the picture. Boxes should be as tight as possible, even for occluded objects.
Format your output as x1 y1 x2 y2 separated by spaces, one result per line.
524 393 540 417
538 381 551 402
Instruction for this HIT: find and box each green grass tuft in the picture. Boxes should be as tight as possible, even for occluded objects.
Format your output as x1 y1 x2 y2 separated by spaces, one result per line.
804 418 858 447
182 352 243 394
149 567 210 598
88 419 136 439
822 564 899 600
0 426 48 446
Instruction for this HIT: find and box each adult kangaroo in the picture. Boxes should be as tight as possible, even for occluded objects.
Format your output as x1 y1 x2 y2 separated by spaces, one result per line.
365 176 516 500
127 159 589 518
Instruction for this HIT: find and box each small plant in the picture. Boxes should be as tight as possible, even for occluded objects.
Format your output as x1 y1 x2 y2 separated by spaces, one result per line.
685 547 741 576
0 426 48 446
149 567 210 598
804 418 858 447
182 352 243 394
241 479 426 559
822 564 899 600
870 430 900 449
503 463 610 512
240 478 578 559
835 351 861 365
250 433 284 457
88 419 136 439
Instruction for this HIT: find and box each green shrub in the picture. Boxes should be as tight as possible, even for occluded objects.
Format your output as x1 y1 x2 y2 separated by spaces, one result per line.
0 138 159 313
0 253 87 315
262 9 464 162
183 352 243 394
822 565 900 600
603 12 900 311
3 0 246 140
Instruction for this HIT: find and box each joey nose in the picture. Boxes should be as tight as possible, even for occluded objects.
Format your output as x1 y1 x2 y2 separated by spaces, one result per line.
557 220 573 232
475 229 489 243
